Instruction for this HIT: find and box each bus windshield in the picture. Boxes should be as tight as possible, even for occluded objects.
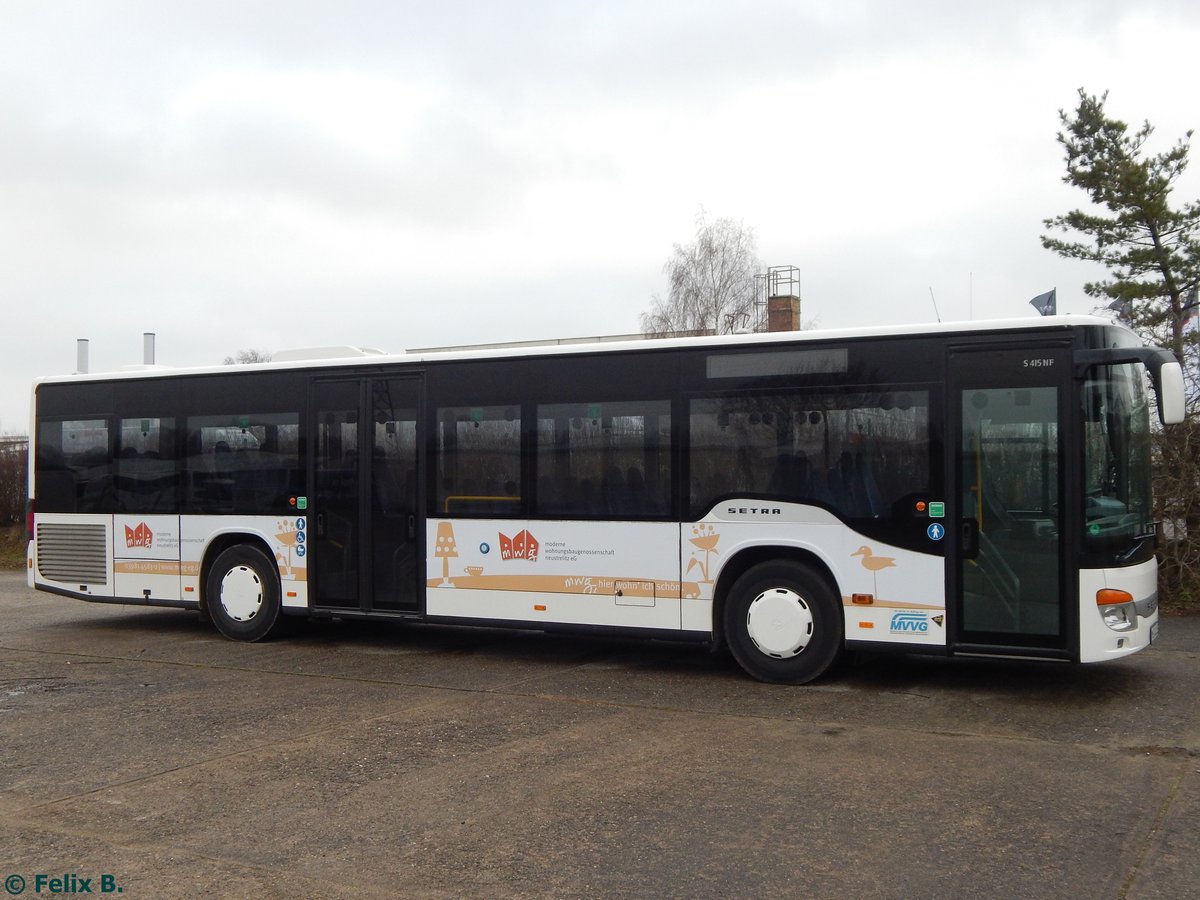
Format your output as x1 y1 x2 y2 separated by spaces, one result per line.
1083 363 1154 562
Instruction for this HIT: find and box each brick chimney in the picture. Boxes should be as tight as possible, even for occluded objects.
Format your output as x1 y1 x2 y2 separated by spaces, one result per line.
767 294 801 332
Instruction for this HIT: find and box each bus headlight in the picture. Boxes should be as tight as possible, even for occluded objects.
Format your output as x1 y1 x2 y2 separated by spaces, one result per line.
1097 589 1137 633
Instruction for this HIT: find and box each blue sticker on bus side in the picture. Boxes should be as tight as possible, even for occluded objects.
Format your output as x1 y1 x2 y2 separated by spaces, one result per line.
890 612 929 633
927 523 945 541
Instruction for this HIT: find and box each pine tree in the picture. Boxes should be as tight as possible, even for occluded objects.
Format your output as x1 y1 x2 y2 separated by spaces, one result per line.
1041 89 1200 365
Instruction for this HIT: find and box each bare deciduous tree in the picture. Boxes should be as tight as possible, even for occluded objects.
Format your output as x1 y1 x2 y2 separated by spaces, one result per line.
641 212 763 336
0 437 28 527
1154 423 1200 611
223 349 273 365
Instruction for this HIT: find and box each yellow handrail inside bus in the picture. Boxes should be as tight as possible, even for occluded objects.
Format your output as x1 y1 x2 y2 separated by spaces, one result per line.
443 495 521 514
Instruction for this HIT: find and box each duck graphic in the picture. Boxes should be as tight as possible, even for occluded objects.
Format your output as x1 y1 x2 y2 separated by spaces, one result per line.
851 545 895 596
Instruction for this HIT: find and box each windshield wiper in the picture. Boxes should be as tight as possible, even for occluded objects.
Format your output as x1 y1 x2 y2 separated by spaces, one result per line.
1116 538 1149 564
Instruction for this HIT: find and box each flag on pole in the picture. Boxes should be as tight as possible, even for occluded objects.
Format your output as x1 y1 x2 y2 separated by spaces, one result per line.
1029 289 1056 316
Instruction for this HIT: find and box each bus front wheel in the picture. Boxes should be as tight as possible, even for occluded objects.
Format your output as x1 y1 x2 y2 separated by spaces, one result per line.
205 545 282 642
723 561 842 684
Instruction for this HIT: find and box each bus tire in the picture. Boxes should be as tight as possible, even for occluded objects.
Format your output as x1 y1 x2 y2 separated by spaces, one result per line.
205 544 282 642
723 560 842 684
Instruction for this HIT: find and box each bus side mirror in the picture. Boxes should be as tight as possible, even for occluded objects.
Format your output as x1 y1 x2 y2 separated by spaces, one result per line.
1076 347 1186 427
1157 360 1185 425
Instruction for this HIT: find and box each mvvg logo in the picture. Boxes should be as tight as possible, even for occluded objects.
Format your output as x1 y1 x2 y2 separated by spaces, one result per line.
124 522 153 549
890 612 929 634
499 529 538 562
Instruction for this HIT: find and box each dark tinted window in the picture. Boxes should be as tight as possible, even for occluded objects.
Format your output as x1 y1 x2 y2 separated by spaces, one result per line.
35 419 111 513
435 405 521 516
184 413 301 514
690 390 930 520
536 400 671 518
116 417 177 512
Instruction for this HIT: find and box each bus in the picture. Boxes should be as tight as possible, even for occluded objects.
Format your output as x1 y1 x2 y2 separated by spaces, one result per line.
26 316 1185 683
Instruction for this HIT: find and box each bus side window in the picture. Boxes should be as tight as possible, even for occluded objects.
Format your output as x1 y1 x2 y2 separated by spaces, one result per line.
689 392 928 521
534 400 671 520
184 415 299 514
37 419 113 513
436 406 522 517
115 417 177 513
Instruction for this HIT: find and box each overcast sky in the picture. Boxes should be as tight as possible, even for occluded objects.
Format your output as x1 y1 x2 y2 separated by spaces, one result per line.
3 1 1199 432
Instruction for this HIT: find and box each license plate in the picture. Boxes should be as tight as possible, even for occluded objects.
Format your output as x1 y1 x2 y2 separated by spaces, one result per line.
1150 621 1159 645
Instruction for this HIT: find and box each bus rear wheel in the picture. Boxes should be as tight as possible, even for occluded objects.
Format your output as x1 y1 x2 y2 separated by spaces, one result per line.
723 561 842 684
205 545 282 642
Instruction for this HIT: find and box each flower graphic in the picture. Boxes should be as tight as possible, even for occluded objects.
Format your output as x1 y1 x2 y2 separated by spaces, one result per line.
687 524 720 583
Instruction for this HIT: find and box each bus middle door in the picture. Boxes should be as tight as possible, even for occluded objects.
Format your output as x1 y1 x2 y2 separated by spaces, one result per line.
311 376 422 614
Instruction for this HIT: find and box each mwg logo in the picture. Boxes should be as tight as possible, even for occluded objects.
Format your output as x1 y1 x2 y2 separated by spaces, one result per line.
124 522 153 549
499 529 538 562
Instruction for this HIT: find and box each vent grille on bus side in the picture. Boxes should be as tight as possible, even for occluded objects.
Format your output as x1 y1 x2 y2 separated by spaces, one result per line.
37 523 108 585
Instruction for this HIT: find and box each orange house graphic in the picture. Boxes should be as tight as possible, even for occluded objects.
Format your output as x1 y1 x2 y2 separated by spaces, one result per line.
499 529 538 562
124 522 153 549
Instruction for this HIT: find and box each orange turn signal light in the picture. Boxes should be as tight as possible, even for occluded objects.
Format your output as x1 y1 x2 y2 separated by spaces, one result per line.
1096 589 1134 606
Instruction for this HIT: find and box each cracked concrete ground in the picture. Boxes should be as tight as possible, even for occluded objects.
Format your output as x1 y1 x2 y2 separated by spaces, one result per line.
1 572 1197 898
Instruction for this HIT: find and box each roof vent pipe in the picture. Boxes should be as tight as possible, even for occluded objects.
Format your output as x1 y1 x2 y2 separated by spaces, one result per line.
76 339 89 375
143 332 155 366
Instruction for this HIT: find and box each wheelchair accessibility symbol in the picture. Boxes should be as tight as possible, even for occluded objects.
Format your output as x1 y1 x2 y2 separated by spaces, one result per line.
927 523 945 541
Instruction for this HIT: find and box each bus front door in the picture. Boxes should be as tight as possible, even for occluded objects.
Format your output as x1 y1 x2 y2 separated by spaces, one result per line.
948 345 1071 654
312 377 422 614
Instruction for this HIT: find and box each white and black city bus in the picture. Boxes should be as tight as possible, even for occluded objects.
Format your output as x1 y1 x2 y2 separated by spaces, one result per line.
27 316 1184 682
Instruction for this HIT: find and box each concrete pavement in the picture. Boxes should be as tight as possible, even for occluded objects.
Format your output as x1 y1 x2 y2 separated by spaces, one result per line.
1 571 1197 898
